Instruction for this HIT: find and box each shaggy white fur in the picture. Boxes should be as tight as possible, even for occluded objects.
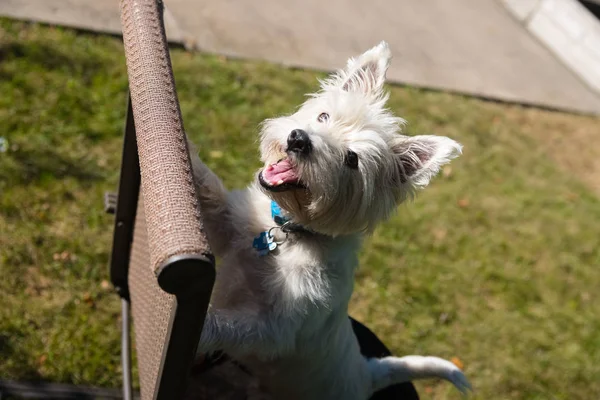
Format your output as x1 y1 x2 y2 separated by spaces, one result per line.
191 41 470 399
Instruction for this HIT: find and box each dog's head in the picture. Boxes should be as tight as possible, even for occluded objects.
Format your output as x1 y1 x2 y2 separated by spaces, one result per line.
258 42 461 236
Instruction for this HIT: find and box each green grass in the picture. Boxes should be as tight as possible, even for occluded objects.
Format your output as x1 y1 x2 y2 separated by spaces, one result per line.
1 19 600 399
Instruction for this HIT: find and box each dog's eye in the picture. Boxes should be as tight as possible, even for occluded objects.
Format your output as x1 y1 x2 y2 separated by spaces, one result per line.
345 150 359 169
317 112 329 123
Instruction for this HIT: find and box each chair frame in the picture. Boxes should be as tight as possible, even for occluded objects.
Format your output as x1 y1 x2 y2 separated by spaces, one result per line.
109 95 216 400
114 0 217 397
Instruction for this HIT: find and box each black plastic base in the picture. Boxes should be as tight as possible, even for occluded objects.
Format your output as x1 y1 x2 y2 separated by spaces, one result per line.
351 317 420 400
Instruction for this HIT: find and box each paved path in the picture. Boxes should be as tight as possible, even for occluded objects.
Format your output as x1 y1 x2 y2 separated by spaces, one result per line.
2 0 600 115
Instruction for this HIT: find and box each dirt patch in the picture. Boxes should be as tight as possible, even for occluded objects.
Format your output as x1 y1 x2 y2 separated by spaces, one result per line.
503 107 600 196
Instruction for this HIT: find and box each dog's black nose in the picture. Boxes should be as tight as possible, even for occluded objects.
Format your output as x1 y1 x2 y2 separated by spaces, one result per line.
287 129 312 155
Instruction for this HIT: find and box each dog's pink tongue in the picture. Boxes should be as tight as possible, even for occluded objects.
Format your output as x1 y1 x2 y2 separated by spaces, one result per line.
263 159 299 185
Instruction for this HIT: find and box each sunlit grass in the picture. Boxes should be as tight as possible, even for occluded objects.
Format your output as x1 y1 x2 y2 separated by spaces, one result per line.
1 18 599 399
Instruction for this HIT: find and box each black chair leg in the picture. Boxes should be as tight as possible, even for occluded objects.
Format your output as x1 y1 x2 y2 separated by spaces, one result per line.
122 299 133 400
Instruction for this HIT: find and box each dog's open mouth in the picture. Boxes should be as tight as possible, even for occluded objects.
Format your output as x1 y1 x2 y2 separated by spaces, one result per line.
259 158 305 192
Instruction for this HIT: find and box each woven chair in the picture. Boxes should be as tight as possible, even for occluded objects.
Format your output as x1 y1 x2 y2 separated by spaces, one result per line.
107 1 420 399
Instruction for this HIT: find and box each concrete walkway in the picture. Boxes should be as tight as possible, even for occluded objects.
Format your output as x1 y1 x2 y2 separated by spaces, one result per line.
2 0 600 115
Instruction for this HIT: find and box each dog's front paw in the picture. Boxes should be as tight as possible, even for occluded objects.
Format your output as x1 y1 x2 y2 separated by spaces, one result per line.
423 356 472 396
446 366 472 396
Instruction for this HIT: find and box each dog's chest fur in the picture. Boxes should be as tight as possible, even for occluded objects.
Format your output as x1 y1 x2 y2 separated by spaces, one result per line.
203 188 370 399
211 187 361 319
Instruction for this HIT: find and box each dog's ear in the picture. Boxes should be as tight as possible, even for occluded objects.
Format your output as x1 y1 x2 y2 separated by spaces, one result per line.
390 135 462 190
325 41 391 96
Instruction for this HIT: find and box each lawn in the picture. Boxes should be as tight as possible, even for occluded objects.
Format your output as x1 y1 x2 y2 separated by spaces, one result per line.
1 19 600 400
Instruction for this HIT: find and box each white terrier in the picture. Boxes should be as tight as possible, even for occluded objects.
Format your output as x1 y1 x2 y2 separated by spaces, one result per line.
191 42 470 399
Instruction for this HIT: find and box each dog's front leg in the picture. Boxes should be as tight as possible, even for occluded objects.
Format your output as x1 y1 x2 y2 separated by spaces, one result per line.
188 142 234 255
198 308 297 359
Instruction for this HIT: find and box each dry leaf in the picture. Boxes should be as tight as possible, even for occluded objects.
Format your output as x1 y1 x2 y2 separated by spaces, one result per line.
457 198 470 208
566 192 579 201
100 280 111 291
442 166 452 177
83 292 95 307
38 354 47 366
210 150 224 159
451 356 464 370
432 228 447 241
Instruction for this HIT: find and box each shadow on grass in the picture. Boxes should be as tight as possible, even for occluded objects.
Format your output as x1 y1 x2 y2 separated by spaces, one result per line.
0 332 43 381
1 145 103 186
0 41 109 82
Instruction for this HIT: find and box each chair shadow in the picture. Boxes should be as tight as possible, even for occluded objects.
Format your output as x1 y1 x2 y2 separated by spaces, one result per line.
7 145 103 184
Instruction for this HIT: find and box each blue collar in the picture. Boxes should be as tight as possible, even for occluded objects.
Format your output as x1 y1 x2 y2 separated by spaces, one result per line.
271 201 290 226
271 201 312 233
252 201 311 256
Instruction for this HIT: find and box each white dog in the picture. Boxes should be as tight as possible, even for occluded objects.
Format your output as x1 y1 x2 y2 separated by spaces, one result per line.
191 42 470 399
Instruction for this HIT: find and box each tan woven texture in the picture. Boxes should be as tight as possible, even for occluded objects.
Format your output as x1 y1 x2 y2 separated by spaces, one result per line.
120 0 210 275
120 1 213 398
129 195 175 400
